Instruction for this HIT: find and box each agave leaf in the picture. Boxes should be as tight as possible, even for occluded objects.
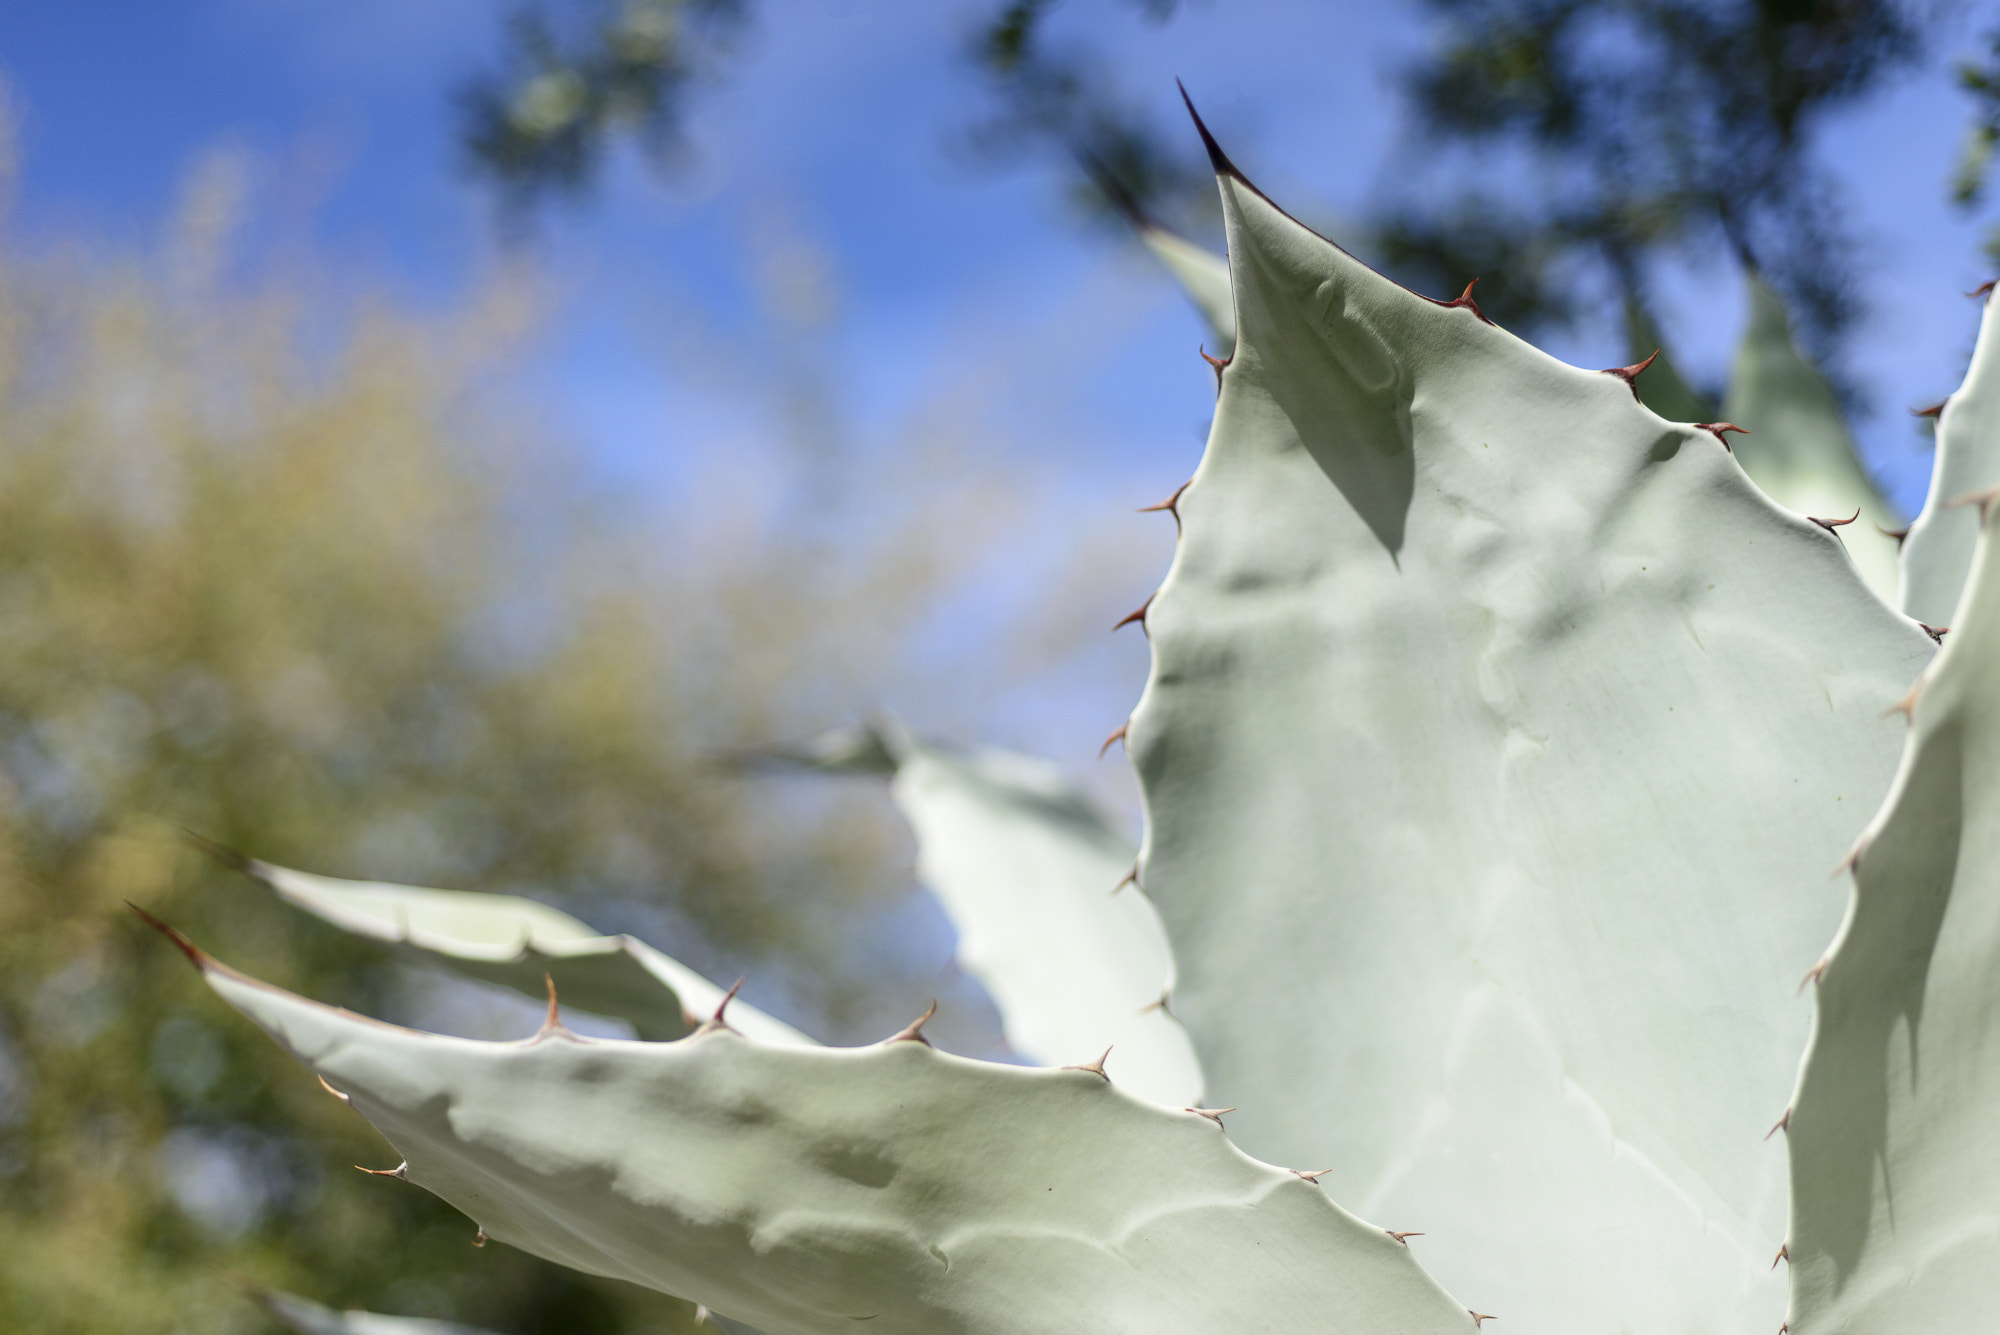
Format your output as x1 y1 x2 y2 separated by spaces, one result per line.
1136 222 1236 355
224 852 810 1046
1898 291 2000 625
158 925 1475 1335
252 1287 502 1335
1127 109 1935 1333
253 1285 759 1335
747 722 1201 1107
1786 497 2000 1329
1720 276 1903 601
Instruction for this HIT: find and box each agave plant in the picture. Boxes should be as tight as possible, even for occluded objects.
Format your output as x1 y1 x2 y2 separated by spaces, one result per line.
139 105 2000 1334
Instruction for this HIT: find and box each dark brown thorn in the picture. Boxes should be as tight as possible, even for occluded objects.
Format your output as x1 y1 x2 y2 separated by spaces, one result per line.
1970 279 1997 299
1766 1109 1791 1140
1603 348 1661 398
178 828 252 872
1138 990 1172 1016
1470 1313 1497 1327
1779 1323 1789 1334
473 1226 487 1248
1137 480 1190 518
1186 1106 1236 1126
1178 81 1244 182
1810 509 1861 535
1099 722 1129 758
1878 523 1910 547
1062 1048 1112 1080
1912 399 1949 418
1112 595 1153 634
126 903 208 972
1290 1168 1332 1183
1920 622 1948 643
317 1075 352 1105
356 1161 408 1179
1435 277 1493 324
1695 422 1749 452
1199 345 1229 392
1112 863 1139 896
692 977 745 1038
885 999 937 1046
1387 1229 1424 1244
1772 1243 1789 1269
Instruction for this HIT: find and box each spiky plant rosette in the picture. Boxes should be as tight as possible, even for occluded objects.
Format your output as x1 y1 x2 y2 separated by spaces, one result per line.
137 104 2000 1335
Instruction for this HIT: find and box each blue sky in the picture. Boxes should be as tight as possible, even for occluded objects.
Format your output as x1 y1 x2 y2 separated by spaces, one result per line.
3 0 1998 759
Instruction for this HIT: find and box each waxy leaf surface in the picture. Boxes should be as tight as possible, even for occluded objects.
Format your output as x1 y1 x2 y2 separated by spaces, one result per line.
185 943 1476 1335
240 856 809 1045
254 1288 501 1335
1787 503 2000 1331
1900 292 2000 625
749 722 1200 1106
1127 125 1935 1333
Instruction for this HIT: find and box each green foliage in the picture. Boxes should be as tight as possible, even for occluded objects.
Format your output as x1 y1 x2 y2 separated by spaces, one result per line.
1951 26 2000 264
963 0 1214 236
0 174 1046 1333
460 0 746 214
1385 0 1925 358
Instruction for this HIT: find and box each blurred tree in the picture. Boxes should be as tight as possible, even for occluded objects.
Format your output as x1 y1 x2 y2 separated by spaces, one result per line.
452 0 1965 370
1949 19 2000 264
455 0 1218 236
459 0 747 218
960 0 1219 237
1384 0 1928 366
0 153 1041 1333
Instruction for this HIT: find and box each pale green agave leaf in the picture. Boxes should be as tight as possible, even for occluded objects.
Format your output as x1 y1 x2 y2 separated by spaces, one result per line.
1786 499 2000 1330
253 1285 757 1335
1721 276 1903 601
1136 222 1235 356
253 1287 502 1335
1898 290 2000 625
224 852 810 1046
748 722 1201 1107
1127 112 1936 1333
159 927 1478 1335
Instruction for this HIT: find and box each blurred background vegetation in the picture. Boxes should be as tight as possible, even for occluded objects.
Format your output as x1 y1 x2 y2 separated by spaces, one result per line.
0 121 1147 1333
7 1 2000 1332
